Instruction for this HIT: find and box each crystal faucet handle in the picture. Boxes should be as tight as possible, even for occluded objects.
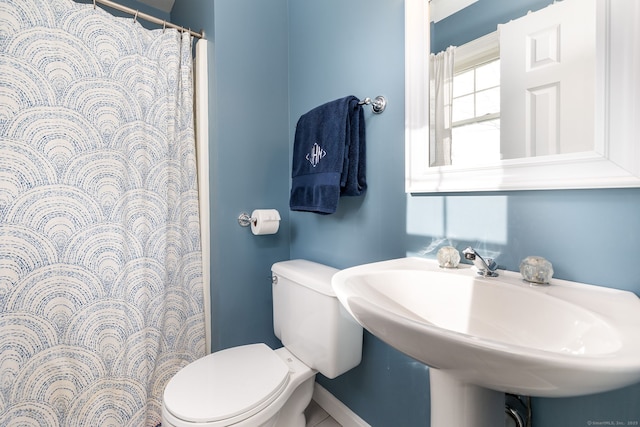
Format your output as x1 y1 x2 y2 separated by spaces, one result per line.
519 256 553 284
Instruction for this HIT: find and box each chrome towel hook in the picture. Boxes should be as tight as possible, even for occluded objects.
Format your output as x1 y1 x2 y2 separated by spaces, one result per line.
358 95 387 114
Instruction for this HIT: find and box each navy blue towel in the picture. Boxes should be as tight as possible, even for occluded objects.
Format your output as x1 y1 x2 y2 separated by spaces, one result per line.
289 96 367 214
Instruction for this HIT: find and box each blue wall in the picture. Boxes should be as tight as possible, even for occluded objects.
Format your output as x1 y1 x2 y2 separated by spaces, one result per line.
171 0 640 426
288 1 429 424
287 0 432 425
171 0 290 352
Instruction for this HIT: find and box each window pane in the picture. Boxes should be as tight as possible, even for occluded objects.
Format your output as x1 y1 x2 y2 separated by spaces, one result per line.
451 119 501 166
476 87 500 117
476 59 500 91
453 69 474 97
452 94 474 122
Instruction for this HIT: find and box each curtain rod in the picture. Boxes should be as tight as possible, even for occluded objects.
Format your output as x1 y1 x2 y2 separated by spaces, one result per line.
93 0 204 39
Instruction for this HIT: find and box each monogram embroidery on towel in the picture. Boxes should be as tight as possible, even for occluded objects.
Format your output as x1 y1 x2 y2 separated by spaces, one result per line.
306 142 327 167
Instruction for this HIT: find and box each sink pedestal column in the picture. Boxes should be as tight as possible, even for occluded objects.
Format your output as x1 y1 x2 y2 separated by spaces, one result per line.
429 369 504 427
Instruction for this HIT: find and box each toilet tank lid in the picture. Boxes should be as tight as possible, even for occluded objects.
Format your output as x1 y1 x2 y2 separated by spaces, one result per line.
272 259 339 297
163 343 289 424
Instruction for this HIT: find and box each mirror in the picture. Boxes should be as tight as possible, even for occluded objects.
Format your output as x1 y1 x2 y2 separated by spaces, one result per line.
405 0 640 193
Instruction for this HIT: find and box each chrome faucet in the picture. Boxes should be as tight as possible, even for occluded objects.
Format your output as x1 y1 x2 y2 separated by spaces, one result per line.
462 247 499 277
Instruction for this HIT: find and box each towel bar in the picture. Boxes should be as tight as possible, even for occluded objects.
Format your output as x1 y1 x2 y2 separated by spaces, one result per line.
359 96 387 114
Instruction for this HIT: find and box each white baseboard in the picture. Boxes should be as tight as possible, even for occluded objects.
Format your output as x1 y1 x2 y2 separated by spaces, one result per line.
312 383 371 427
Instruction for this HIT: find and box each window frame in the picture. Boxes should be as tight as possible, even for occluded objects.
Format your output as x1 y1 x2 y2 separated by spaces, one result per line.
451 31 500 128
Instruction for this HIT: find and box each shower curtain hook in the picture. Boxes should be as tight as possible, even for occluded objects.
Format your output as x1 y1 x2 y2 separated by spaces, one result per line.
163 20 166 33
133 10 139 24
93 0 96 9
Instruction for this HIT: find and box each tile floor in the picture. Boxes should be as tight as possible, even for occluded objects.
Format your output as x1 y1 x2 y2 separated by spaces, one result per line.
304 400 342 427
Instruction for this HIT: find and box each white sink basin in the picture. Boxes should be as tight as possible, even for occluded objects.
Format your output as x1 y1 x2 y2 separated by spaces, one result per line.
332 257 640 403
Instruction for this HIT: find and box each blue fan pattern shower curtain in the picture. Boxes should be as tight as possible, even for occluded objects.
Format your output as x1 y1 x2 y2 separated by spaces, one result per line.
0 0 206 425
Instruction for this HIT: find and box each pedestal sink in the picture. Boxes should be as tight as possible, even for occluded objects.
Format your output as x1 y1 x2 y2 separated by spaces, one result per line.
331 257 640 427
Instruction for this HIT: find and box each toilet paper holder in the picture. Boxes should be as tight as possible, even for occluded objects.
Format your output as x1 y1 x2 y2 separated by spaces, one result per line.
237 212 256 227
238 209 281 235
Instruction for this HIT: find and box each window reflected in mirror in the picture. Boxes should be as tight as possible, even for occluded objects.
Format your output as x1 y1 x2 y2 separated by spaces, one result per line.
430 33 501 167
451 55 500 166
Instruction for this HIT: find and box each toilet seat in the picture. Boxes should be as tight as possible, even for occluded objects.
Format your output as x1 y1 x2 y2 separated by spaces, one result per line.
163 343 290 425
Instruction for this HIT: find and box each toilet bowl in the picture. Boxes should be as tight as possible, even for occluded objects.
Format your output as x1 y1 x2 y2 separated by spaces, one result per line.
161 260 363 427
162 344 315 427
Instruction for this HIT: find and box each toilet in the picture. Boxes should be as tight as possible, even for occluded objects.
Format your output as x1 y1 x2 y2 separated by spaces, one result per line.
161 259 364 427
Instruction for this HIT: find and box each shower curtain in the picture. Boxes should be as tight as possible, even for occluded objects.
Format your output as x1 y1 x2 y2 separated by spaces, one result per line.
0 0 206 425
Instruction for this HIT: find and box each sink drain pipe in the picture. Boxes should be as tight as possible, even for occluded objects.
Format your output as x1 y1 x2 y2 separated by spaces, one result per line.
505 394 532 427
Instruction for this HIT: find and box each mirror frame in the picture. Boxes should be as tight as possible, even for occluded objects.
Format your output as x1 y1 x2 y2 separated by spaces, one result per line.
405 0 640 193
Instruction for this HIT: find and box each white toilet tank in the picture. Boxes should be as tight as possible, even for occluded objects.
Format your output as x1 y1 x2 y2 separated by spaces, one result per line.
271 260 363 379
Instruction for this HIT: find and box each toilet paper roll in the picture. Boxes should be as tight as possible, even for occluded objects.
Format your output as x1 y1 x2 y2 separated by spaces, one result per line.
251 209 281 235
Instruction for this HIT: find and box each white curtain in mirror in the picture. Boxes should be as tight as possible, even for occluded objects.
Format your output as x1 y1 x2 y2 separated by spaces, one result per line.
429 47 455 166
